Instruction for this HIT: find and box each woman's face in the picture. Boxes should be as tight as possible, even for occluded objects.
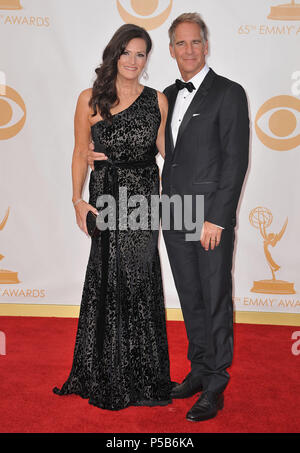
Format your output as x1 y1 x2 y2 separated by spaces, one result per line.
117 38 148 81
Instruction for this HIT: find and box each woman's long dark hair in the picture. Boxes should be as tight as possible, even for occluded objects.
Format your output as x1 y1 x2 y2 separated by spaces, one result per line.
89 24 152 122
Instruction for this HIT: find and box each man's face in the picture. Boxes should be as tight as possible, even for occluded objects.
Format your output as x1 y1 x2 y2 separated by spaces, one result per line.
169 22 208 81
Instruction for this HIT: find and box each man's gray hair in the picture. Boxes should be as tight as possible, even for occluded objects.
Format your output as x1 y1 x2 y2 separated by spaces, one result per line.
168 12 209 46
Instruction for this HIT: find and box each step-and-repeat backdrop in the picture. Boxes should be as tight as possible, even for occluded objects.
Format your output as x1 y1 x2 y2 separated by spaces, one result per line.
1 0 300 317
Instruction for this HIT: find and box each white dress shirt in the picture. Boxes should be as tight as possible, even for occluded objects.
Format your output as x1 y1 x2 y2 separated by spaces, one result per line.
171 63 210 146
171 64 224 230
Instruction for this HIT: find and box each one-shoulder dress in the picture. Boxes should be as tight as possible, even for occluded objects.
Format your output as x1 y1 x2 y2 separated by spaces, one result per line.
53 86 173 410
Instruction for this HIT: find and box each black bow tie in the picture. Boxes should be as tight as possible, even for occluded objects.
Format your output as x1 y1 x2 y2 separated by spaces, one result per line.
175 79 196 93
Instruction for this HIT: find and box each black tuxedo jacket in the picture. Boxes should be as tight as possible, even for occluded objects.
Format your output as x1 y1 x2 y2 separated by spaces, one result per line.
162 68 249 229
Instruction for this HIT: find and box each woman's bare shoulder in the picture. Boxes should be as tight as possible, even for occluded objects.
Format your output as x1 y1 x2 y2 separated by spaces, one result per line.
75 89 94 121
77 88 92 103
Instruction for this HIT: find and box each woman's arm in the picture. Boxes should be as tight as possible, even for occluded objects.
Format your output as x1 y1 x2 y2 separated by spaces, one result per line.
156 91 168 159
71 89 91 203
71 89 98 235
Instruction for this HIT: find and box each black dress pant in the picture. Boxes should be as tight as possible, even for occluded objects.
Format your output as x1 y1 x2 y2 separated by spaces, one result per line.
163 226 235 394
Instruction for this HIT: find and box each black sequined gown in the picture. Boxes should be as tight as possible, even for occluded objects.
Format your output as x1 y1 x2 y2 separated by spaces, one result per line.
53 86 172 410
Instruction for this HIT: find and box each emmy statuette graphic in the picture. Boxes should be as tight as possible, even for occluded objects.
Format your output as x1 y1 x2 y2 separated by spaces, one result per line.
249 207 295 294
0 207 20 283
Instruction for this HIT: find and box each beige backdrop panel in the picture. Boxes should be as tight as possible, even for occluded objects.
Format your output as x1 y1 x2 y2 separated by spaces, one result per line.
0 0 299 318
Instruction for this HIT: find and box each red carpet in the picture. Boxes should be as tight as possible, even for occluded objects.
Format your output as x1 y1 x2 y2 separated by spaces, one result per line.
0 316 299 433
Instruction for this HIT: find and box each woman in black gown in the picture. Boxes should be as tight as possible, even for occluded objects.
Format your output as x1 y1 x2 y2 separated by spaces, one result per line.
53 24 173 410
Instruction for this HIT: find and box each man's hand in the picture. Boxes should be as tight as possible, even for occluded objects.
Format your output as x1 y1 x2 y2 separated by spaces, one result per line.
88 141 107 170
200 221 223 251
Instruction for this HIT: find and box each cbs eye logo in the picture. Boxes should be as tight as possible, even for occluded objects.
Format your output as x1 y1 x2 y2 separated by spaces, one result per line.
117 0 173 30
0 0 22 10
0 85 26 140
255 95 300 151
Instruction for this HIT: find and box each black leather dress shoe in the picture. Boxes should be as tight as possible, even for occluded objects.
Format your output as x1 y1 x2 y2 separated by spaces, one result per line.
171 376 203 399
186 391 224 422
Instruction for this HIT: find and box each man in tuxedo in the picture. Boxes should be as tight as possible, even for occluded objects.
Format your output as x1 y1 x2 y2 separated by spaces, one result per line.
162 13 249 421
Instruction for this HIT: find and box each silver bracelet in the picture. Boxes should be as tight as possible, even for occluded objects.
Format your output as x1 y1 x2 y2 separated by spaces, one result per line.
73 198 83 207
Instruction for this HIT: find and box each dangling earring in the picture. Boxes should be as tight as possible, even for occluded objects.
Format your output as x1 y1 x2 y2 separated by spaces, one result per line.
142 70 149 80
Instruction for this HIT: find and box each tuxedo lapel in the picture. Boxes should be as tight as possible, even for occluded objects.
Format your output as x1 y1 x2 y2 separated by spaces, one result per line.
174 68 216 153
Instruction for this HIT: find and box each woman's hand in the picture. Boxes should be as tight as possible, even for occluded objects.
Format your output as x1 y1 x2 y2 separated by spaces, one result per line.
88 141 108 170
74 200 98 236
